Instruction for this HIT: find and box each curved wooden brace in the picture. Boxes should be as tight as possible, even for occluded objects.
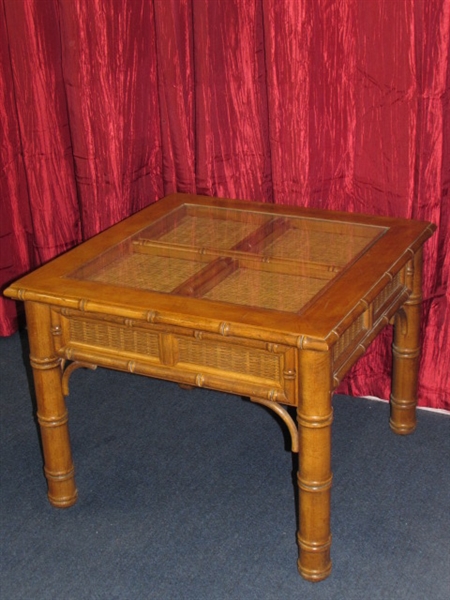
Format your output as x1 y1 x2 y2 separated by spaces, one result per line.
62 361 97 397
250 397 298 452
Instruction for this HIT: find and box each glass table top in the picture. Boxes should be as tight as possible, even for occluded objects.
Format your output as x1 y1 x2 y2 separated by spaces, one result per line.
68 204 386 314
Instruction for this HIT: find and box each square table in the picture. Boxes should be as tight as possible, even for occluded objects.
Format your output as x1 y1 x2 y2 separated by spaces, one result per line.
4 193 435 581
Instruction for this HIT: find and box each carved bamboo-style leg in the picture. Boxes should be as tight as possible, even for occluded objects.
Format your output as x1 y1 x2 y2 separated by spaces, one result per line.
390 249 423 435
25 301 78 507
297 349 333 581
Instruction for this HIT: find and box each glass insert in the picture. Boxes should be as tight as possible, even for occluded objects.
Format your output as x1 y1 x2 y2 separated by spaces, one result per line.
68 204 386 314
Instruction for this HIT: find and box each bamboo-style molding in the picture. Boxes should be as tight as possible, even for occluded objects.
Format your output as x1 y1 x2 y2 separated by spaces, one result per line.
57 344 289 405
332 287 411 387
29 355 62 371
297 348 333 580
56 306 293 353
54 301 304 347
24 301 78 508
132 238 340 280
390 251 424 434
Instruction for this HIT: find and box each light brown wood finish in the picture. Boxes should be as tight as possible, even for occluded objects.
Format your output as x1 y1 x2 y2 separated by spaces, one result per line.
4 193 435 581
390 249 423 434
297 349 333 580
25 301 78 508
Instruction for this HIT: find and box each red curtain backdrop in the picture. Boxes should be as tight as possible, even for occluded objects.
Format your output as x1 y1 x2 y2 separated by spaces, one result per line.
1 0 449 410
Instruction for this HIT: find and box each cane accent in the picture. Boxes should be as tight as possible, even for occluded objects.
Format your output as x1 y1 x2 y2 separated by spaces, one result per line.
332 314 366 368
204 269 325 312
373 272 402 320
177 337 280 383
158 214 258 249
85 253 206 293
69 319 160 358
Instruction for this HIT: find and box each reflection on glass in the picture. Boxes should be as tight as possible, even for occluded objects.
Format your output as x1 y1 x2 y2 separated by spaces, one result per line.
69 204 386 314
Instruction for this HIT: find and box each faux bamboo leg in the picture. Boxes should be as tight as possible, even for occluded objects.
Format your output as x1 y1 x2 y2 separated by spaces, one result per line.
390 249 423 435
297 349 333 581
25 301 78 507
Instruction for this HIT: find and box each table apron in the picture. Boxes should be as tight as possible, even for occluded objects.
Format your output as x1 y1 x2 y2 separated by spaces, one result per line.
55 311 298 406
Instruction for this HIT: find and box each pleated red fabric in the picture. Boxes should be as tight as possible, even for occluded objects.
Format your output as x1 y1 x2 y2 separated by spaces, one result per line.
1 0 448 409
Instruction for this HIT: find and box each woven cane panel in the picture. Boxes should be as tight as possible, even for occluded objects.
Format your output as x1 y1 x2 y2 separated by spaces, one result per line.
177 338 281 382
69 320 159 357
158 215 257 249
373 272 402 319
263 229 373 266
332 314 366 365
84 253 205 293
203 268 325 312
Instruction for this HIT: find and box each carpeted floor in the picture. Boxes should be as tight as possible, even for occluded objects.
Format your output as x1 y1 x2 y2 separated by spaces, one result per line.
1 330 449 600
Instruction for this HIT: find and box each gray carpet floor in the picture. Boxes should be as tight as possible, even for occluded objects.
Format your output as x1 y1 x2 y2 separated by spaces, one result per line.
1 331 449 599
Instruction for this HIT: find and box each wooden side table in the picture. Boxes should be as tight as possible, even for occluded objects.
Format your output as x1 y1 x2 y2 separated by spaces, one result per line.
4 194 435 580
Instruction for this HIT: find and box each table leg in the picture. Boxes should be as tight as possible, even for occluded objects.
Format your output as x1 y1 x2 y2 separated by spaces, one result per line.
390 249 423 435
25 301 78 507
297 349 333 581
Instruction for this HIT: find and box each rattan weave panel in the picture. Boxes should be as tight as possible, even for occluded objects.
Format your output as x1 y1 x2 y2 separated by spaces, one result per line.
70 320 160 357
332 313 366 365
373 272 402 319
158 215 258 249
86 253 205 292
263 229 373 266
177 337 281 382
203 268 325 312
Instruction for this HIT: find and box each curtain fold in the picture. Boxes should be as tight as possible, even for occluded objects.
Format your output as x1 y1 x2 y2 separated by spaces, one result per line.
2 0 80 260
58 0 164 238
191 0 272 199
1 0 448 409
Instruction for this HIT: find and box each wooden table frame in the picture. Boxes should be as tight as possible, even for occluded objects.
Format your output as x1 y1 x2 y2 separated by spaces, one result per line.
5 194 435 581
